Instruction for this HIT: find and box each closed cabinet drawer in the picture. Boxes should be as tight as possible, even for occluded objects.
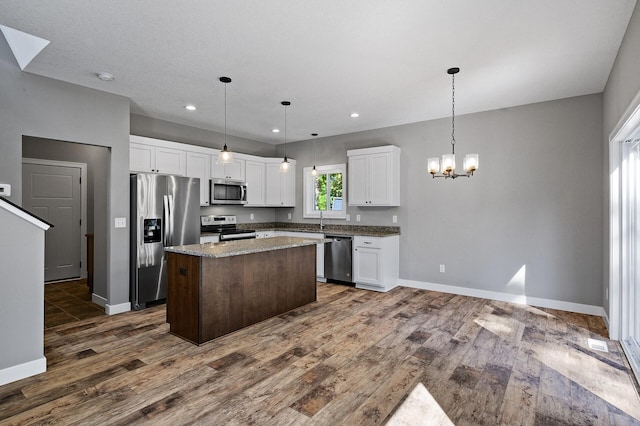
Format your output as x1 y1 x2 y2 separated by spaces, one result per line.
354 237 382 248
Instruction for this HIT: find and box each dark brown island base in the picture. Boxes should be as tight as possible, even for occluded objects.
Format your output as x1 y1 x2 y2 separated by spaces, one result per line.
165 237 326 345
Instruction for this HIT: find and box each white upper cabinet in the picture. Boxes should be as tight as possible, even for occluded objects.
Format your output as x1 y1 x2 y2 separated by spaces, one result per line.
347 145 400 206
245 160 266 206
129 136 294 207
186 151 211 206
130 136 187 176
211 156 246 181
265 160 296 207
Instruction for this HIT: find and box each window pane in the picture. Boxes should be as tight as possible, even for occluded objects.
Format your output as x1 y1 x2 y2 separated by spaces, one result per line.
328 173 343 211
314 174 327 211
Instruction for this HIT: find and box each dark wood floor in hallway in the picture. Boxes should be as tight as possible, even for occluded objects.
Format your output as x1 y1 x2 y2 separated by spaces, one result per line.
44 279 105 328
2 283 639 425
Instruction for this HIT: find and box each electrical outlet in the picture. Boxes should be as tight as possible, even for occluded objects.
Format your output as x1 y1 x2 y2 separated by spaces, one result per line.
288 213 292 220
346 214 351 222
439 264 445 273
356 214 361 222
392 215 397 223
250 213 254 220
115 217 127 228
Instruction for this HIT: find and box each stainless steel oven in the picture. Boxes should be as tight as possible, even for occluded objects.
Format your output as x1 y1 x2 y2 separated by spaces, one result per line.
200 215 256 241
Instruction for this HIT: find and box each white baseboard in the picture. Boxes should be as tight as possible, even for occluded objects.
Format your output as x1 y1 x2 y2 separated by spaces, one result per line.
0 356 46 386
93 295 130 315
398 279 606 317
92 293 107 307
106 302 131 315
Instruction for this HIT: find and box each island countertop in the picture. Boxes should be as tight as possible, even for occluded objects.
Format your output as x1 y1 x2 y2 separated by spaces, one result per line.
165 236 329 259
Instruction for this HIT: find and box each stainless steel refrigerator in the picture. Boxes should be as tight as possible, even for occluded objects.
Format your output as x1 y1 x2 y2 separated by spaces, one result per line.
130 173 200 310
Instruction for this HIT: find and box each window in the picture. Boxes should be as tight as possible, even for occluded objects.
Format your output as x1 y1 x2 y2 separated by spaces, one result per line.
303 164 347 219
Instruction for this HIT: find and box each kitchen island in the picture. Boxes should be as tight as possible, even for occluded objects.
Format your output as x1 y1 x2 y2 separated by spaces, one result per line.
164 237 324 345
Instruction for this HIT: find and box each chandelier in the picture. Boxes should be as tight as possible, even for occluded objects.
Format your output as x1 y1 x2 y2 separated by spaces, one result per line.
428 67 478 179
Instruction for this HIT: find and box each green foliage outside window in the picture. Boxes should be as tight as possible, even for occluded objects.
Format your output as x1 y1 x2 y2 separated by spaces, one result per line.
315 173 343 211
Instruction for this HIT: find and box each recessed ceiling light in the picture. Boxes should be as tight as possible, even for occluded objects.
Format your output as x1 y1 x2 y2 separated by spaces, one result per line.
350 112 360 118
184 104 196 111
97 72 114 82
272 128 280 133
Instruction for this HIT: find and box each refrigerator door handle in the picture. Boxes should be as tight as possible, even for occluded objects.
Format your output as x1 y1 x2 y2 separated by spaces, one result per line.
163 195 170 247
168 194 175 247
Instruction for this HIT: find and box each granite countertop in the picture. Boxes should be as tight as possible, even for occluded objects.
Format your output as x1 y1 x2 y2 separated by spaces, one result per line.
238 222 401 237
166 236 329 259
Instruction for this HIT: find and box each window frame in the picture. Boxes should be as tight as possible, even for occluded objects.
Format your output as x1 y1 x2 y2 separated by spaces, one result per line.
303 163 347 219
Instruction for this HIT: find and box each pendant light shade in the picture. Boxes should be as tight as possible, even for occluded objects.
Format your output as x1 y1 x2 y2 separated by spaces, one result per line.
216 77 234 164
428 67 478 179
279 101 291 173
311 133 318 176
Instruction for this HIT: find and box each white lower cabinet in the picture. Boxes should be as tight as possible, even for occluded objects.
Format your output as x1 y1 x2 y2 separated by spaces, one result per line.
353 235 399 292
254 231 275 239
200 234 220 244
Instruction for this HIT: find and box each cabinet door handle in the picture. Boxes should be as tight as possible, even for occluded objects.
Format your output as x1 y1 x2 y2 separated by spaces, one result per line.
364 241 372 244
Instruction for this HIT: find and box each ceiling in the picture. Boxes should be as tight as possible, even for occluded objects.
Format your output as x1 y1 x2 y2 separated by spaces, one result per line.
0 1 636 144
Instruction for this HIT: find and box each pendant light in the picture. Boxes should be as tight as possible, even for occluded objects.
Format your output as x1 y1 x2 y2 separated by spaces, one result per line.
311 133 318 176
279 101 291 173
216 76 234 164
428 67 478 179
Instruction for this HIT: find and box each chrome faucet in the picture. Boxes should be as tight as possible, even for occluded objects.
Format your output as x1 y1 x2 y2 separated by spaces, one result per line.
320 211 324 230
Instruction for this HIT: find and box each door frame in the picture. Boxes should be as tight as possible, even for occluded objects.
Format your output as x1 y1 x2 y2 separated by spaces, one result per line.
22 158 88 280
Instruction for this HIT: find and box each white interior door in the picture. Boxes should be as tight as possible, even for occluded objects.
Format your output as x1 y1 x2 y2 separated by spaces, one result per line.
22 163 82 281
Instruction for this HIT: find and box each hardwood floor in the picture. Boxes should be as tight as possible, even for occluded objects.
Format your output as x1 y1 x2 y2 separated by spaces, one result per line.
2 283 639 425
44 279 105 328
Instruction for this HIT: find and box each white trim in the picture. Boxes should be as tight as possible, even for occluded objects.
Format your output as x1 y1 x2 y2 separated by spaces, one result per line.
92 293 107 308
398 279 606 317
0 198 50 230
609 90 640 341
22 158 88 279
0 356 46 386
106 302 131 315
303 163 347 219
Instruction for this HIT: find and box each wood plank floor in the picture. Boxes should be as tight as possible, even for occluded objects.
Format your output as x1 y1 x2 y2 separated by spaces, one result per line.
2 283 640 425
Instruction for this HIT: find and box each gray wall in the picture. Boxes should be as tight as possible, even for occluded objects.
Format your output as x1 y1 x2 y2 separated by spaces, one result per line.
22 137 110 299
281 94 604 306
131 113 276 157
602 1 640 315
0 32 131 320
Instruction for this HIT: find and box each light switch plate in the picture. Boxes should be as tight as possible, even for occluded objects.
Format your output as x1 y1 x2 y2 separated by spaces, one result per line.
392 215 397 223
115 217 127 228
0 183 11 197
356 214 361 222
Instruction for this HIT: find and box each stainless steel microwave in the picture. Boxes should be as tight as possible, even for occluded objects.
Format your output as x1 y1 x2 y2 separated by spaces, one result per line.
210 179 247 205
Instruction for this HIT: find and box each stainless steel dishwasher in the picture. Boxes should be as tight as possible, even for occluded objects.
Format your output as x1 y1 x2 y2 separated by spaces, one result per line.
324 235 353 284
